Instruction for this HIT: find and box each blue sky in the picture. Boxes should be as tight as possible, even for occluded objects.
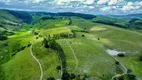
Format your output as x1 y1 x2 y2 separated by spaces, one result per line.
0 0 142 15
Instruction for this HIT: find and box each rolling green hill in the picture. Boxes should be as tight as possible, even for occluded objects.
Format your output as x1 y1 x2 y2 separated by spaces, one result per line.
0 9 142 80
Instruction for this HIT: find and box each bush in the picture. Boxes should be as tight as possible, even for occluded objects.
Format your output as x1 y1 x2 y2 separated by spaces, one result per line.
127 74 136 80
20 46 26 50
82 34 85 37
117 53 125 57
62 73 70 80
117 75 124 80
127 69 132 73
98 38 100 40
70 73 76 79
115 61 120 65
47 77 55 80
56 66 61 70
42 38 49 48
27 43 31 47
139 56 142 61
0 35 8 41
34 32 38 35
2 43 8 46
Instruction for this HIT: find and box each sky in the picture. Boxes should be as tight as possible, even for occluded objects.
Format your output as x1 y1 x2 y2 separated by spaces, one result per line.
0 0 142 15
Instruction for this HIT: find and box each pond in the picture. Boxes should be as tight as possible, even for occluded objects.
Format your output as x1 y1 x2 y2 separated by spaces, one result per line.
106 49 125 56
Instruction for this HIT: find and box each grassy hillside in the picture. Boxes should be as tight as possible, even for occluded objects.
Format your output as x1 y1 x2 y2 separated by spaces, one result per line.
0 48 40 80
0 9 32 31
87 23 142 79
0 10 142 80
92 16 142 30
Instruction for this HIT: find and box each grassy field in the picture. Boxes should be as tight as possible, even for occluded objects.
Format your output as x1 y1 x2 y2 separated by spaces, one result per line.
0 31 35 64
0 17 142 80
32 40 60 80
57 32 119 80
87 23 142 79
0 48 40 80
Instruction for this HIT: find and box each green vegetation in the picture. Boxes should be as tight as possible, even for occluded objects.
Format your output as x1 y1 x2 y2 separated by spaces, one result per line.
0 9 142 80
0 48 40 80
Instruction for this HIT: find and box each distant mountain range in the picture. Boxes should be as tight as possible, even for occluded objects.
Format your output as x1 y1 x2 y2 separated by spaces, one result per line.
108 14 142 19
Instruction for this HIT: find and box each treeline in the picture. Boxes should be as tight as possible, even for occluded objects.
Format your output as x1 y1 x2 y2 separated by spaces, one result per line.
71 29 89 33
93 21 128 29
0 30 15 41
52 33 76 39
0 35 8 41
92 17 142 30
11 43 31 57
31 12 96 20
0 30 15 36
7 10 32 23
42 38 67 72
41 16 57 20
57 12 96 19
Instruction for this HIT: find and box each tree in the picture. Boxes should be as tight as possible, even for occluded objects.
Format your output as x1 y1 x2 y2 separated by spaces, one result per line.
42 38 49 48
70 73 76 79
0 35 8 41
98 38 100 40
117 53 125 57
47 77 55 80
127 74 136 80
115 61 120 65
68 18 72 25
139 56 142 61
62 73 70 80
56 66 61 71
82 34 85 37
76 75 81 80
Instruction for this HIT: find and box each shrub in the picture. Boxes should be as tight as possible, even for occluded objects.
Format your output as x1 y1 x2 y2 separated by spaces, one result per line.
42 38 49 48
82 34 85 37
70 73 76 79
98 38 100 40
139 56 142 61
20 46 26 50
34 32 38 35
56 66 61 70
62 73 70 80
127 69 132 73
2 43 8 46
115 61 120 65
127 74 136 80
117 53 125 57
0 35 8 41
47 77 55 80
117 75 124 80
36 37 39 39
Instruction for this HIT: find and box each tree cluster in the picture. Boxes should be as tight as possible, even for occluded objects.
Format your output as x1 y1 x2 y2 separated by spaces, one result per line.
0 35 8 41
42 38 66 72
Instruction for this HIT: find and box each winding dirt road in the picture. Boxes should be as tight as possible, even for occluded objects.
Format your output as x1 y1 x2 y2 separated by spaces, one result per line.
30 43 43 80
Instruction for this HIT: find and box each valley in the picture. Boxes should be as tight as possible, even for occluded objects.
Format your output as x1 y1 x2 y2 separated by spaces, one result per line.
0 9 142 80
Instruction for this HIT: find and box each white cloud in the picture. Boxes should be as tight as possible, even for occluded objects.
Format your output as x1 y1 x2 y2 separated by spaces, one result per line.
100 6 112 11
56 0 83 5
0 0 142 15
88 6 94 9
108 0 123 5
97 0 109 5
83 0 94 4
122 1 142 11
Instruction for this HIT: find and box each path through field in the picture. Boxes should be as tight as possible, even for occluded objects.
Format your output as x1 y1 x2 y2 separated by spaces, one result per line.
30 43 43 80
66 39 79 73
